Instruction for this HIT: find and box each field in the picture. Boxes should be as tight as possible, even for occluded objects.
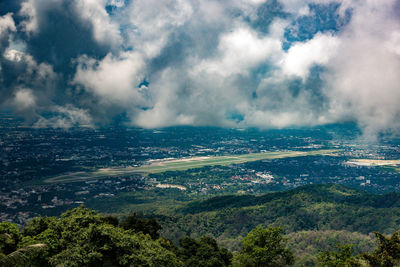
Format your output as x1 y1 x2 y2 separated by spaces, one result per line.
346 159 400 167
43 149 340 184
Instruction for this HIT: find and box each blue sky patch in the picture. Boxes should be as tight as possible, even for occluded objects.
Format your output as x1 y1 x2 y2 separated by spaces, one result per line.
283 2 352 50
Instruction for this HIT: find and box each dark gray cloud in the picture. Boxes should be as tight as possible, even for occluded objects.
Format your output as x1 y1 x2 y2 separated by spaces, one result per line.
20 0 111 72
0 1 24 16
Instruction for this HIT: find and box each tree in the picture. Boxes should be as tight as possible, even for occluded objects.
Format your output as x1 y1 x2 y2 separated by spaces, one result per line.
178 236 232 267
362 231 400 267
318 244 363 267
120 213 162 240
0 222 22 256
2 206 181 266
102 215 119 226
234 225 294 267
48 206 180 266
0 243 46 267
48 224 180 267
22 217 53 237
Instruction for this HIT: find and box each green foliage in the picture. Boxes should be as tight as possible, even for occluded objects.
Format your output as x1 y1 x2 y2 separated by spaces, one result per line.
120 213 162 240
158 237 179 254
48 224 179 267
158 184 400 252
317 244 364 267
1 219 48 267
4 184 400 266
102 215 119 226
1 206 180 266
234 225 294 267
22 217 54 237
178 236 232 267
362 231 400 266
286 230 374 266
0 243 46 267
0 222 22 255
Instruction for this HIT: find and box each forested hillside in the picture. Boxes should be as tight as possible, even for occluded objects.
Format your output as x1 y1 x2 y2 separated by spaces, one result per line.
2 184 400 266
158 184 400 248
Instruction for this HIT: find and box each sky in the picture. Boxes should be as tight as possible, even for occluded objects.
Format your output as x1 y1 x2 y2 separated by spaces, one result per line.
0 0 399 137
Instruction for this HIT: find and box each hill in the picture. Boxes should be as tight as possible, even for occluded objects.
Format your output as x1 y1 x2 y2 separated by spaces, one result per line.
156 184 400 259
3 184 400 266
180 183 400 214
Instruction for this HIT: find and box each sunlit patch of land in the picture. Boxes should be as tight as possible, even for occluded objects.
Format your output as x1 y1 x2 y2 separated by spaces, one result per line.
346 159 400 167
43 149 340 184
155 183 187 190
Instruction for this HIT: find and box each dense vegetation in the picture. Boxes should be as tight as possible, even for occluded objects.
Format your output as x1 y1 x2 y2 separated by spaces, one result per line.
158 184 400 250
2 206 400 266
0 206 233 266
2 184 400 266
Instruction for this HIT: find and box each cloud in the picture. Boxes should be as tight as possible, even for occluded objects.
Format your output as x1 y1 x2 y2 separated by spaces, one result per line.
0 14 59 119
19 0 112 72
0 13 15 57
324 0 400 137
19 0 38 33
73 52 146 105
194 23 283 77
75 0 122 48
0 0 399 138
13 88 35 109
280 33 339 79
0 12 15 33
33 105 93 129
122 0 193 58
20 0 121 47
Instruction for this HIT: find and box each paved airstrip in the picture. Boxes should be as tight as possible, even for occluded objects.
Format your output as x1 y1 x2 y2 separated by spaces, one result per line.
43 149 340 184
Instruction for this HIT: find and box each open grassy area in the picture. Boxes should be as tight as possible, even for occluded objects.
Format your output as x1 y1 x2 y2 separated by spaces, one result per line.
43 149 340 184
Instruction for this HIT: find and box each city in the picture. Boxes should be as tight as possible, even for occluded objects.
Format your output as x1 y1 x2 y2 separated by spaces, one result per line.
2 114 400 226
